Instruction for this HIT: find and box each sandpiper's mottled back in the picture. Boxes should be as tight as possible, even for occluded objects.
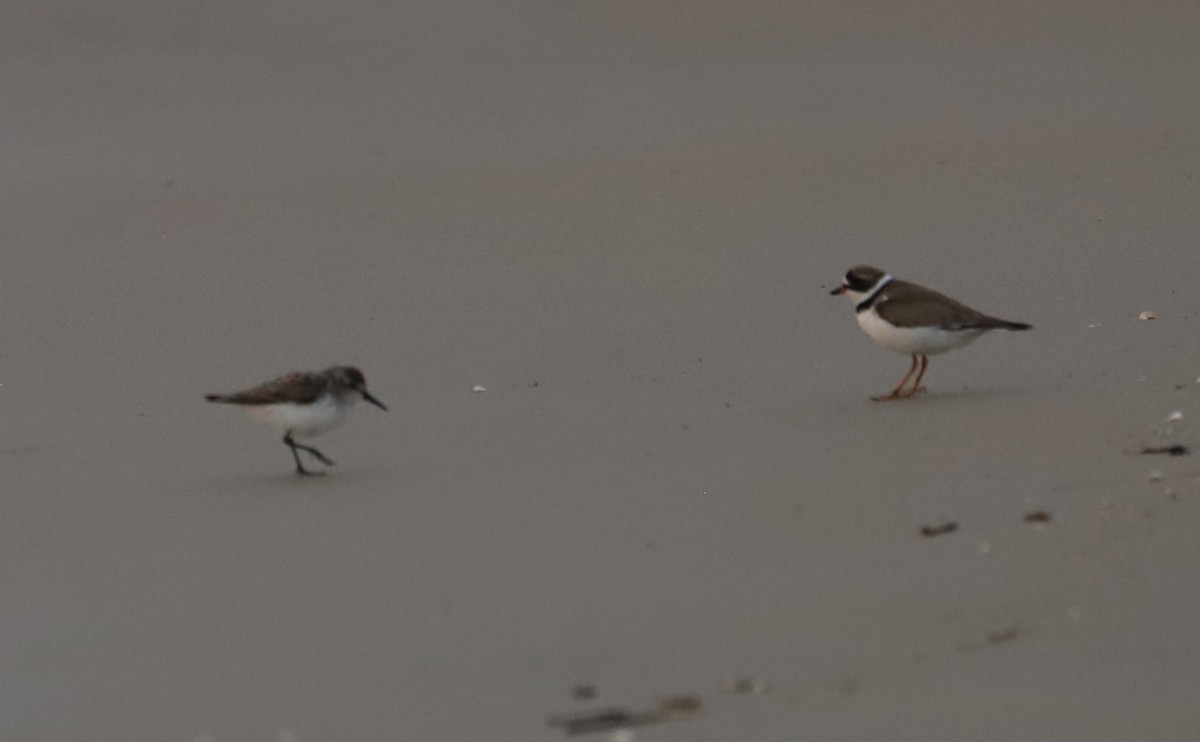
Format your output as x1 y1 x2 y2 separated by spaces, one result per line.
206 365 387 475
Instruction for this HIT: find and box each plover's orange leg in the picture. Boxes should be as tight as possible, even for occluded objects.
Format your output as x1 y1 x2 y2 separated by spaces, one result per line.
872 354 920 401
903 355 929 396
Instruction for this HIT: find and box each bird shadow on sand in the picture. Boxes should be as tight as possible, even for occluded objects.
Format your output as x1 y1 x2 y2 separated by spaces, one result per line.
0 442 57 456
863 384 1031 406
202 466 379 495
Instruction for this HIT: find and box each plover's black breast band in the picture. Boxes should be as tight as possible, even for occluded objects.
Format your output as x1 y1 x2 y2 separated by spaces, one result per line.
855 275 893 313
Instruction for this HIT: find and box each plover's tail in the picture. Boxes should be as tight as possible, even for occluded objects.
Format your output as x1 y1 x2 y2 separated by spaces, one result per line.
973 316 1032 331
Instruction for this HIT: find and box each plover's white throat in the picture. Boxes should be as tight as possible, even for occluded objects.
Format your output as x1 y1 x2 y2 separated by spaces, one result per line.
831 265 1032 400
205 366 387 475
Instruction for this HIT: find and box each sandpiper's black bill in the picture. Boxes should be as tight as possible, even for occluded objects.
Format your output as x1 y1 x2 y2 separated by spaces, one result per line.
362 391 388 411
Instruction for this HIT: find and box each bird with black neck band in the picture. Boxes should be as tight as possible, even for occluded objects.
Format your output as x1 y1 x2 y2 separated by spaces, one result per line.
831 266 1031 400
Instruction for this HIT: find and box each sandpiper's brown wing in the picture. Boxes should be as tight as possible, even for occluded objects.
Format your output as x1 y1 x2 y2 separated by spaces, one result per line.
873 280 1029 330
205 371 326 405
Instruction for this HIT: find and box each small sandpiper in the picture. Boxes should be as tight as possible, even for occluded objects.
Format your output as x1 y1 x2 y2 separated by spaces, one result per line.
205 366 387 475
831 266 1032 400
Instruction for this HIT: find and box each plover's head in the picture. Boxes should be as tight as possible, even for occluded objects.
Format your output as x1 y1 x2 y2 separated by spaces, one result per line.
830 265 889 303
328 366 388 411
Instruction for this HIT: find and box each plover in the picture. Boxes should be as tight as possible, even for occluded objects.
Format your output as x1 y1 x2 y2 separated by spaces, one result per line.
831 266 1032 400
205 366 387 474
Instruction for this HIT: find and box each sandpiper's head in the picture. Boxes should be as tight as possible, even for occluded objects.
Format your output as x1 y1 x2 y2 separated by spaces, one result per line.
328 366 388 411
830 265 889 302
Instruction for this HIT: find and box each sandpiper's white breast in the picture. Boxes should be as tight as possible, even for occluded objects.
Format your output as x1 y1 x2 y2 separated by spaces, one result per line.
857 309 984 355
247 394 352 438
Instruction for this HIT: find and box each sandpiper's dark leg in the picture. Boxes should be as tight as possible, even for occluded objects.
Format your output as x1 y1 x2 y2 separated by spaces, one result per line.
297 443 335 466
284 434 316 475
283 433 334 475
873 354 920 401
907 355 929 396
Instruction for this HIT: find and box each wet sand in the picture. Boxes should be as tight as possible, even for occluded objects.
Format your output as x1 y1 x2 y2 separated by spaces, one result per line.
2 1 1200 739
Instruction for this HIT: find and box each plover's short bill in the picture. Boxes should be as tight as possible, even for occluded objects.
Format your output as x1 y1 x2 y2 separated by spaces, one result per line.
205 366 387 475
831 266 1032 400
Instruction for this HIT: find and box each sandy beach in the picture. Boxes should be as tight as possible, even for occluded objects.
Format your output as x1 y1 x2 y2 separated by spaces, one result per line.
2 1 1199 739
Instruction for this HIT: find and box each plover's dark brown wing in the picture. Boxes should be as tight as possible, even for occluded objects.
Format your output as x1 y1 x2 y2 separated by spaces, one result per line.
873 280 1031 331
205 371 326 405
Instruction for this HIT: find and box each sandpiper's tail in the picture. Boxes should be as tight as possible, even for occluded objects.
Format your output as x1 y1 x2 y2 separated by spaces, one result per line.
999 320 1033 331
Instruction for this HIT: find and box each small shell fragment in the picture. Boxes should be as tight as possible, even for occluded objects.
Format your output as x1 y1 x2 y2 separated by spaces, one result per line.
472 385 487 393
571 684 598 700
987 626 1021 644
919 521 958 538
547 694 701 736
1138 310 1156 320
720 676 770 695
1167 410 1184 422
1140 444 1190 456
1148 470 1165 482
